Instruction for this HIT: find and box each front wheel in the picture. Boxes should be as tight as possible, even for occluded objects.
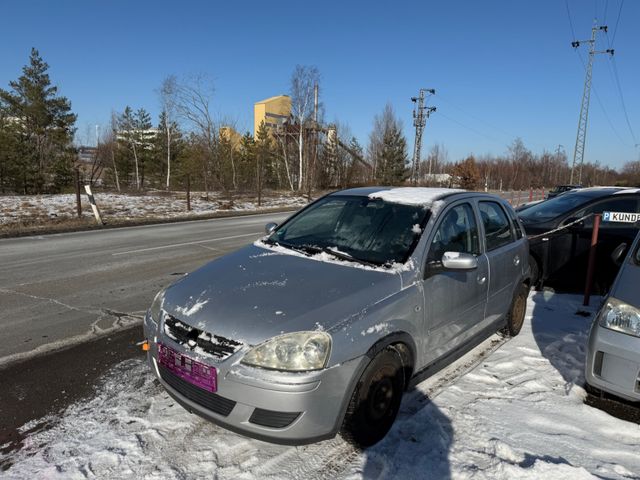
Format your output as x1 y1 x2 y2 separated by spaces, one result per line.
341 347 405 448
503 284 528 337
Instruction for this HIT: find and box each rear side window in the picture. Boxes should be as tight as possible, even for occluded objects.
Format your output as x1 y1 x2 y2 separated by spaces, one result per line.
479 201 514 251
427 203 480 261
580 197 639 227
505 205 524 239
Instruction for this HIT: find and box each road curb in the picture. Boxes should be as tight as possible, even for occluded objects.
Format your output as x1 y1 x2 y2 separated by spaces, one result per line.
0 206 302 239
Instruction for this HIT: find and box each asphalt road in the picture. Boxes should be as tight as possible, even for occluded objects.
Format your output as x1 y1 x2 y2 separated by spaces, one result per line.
0 211 293 365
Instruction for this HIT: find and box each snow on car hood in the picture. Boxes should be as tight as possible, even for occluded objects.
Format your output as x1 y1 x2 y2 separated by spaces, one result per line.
161 244 403 346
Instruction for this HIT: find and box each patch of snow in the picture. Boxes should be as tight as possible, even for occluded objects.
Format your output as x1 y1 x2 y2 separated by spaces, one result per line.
360 322 390 336
0 191 309 226
442 251 461 260
411 223 422 234
274 311 283 316
173 292 210 318
253 240 412 275
368 187 463 206
4 293 640 479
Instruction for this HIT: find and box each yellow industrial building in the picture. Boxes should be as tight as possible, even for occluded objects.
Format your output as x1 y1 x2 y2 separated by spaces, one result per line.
220 126 243 150
254 95 291 137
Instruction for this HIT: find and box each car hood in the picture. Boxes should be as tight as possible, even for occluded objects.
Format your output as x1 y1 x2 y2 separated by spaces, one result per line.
161 243 403 345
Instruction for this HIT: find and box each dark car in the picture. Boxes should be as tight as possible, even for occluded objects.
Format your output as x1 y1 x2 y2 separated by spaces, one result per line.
518 187 640 291
546 184 582 199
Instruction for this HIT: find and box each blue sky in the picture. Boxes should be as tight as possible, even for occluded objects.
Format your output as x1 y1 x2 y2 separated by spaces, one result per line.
1 0 638 169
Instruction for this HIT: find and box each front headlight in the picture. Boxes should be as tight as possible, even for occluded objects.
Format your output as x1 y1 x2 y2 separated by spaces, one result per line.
599 297 640 338
149 289 166 324
241 331 331 371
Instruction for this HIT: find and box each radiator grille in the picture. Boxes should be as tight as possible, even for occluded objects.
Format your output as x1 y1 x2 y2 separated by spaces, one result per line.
164 314 242 359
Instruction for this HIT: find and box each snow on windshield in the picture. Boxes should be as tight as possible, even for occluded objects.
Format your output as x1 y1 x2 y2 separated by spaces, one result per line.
368 187 463 206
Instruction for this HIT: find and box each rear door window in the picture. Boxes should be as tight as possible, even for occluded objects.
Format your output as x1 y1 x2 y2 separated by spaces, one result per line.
479 201 514 251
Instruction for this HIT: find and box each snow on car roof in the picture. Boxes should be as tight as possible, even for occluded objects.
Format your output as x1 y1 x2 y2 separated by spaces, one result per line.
367 187 464 206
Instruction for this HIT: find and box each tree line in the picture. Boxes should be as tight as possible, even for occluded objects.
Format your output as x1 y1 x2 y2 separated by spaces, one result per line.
1 49 638 196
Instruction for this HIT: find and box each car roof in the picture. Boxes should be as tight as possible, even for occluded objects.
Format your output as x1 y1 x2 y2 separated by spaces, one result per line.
329 186 479 205
558 186 638 199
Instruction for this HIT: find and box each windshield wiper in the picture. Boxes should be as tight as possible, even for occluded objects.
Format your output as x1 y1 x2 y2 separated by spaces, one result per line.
322 247 380 268
272 241 322 256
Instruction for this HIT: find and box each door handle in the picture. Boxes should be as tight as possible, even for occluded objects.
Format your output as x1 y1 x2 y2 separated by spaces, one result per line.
477 275 486 285
513 255 520 266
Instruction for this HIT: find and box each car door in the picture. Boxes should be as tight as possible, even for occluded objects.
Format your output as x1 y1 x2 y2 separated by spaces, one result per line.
479 201 521 325
569 195 640 287
422 201 489 364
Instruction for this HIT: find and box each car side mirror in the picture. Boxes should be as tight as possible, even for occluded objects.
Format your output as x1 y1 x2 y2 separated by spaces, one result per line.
265 222 278 234
441 252 478 271
424 252 478 278
611 242 628 266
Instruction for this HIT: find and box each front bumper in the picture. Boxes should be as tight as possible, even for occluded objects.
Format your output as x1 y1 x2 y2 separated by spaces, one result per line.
143 316 367 444
585 322 640 403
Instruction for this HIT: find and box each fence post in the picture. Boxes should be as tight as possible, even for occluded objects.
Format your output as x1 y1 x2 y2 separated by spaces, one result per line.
84 185 104 225
75 168 82 218
583 214 602 306
186 175 191 212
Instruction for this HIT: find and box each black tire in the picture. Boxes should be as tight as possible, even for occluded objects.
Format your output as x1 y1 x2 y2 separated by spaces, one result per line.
504 284 528 337
529 255 540 290
341 346 405 448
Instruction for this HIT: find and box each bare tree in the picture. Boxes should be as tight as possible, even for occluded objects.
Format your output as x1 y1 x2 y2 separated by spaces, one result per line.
173 74 217 198
159 75 178 190
109 112 121 191
290 65 320 191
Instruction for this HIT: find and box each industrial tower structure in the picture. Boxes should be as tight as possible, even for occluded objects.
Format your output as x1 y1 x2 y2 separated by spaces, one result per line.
410 88 436 184
570 22 614 184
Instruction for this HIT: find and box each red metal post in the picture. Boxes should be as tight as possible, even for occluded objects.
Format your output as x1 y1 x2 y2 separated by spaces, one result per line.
583 214 601 306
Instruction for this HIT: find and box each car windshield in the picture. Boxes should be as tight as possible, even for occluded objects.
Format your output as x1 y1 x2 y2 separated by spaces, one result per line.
266 195 430 266
635 238 640 265
518 193 592 223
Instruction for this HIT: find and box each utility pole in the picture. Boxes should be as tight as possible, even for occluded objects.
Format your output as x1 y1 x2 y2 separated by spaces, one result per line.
555 144 564 184
411 88 436 184
570 22 614 185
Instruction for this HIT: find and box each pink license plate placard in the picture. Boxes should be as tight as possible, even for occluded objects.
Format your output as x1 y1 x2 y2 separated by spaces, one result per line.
158 343 217 393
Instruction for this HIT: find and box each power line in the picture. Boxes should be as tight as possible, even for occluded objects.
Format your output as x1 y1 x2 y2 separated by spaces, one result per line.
575 48 631 148
609 56 638 144
610 0 624 45
436 111 503 146
602 0 609 24
565 0 578 40
435 94 548 151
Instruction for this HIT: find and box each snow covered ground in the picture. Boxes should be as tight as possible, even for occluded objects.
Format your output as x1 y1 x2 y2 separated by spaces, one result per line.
2 292 639 479
0 191 308 225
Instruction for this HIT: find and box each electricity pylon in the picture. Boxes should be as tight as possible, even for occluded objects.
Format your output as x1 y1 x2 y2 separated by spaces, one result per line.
570 22 614 184
411 89 436 184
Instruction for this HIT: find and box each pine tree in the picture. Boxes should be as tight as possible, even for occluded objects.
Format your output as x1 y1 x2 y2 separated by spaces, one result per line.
255 121 275 204
376 124 408 185
0 48 76 193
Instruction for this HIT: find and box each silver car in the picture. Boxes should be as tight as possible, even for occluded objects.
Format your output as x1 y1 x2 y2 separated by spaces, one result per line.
143 187 530 447
585 231 640 402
